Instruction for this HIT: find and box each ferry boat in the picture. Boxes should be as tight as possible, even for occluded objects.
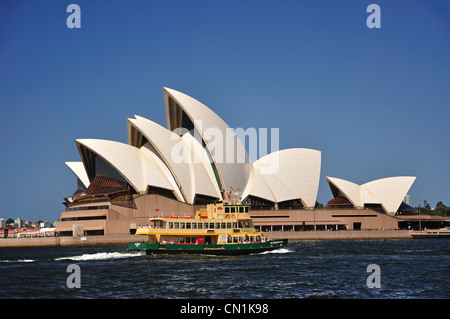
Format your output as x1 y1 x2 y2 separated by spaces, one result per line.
128 199 288 255
411 228 450 239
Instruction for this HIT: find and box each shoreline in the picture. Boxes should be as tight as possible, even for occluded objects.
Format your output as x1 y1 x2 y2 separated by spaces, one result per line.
266 229 413 240
0 230 413 248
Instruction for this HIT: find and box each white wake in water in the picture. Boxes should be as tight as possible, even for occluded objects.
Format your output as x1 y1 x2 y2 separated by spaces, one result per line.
258 248 293 255
55 252 140 261
1 259 35 263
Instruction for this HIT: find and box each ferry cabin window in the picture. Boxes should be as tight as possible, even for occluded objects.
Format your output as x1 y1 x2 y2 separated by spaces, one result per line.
233 236 238 243
185 237 196 244
215 222 220 229
239 207 244 213
180 222 185 229
192 223 197 229
240 221 250 228
233 222 238 228
225 207 230 213
230 207 235 213
245 207 249 213
169 222 173 229
221 222 226 229
197 223 202 229
174 222 179 229
209 223 215 229
186 222 191 229
227 222 231 229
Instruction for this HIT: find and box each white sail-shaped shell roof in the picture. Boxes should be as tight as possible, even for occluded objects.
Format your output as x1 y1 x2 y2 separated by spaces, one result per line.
127 116 194 203
163 87 251 194
326 177 364 208
242 148 321 208
241 165 277 203
127 115 221 204
65 161 90 188
362 176 416 214
326 176 416 214
75 139 181 199
139 144 184 201
181 133 222 200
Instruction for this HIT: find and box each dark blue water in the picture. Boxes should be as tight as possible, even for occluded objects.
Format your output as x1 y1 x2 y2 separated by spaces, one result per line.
1 239 449 299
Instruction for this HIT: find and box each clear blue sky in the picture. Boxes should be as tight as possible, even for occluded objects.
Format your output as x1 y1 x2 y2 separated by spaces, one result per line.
0 0 448 222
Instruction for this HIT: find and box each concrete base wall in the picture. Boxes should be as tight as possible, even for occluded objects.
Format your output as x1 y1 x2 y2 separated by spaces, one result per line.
0 237 60 247
266 230 413 240
0 235 137 248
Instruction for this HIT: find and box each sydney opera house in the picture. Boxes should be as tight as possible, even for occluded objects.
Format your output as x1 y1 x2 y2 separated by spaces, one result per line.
55 88 416 236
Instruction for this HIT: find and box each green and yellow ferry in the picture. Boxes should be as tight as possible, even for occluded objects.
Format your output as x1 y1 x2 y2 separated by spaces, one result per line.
128 200 288 255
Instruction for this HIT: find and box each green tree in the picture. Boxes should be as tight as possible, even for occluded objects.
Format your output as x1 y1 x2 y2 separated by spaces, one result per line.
435 201 445 209
435 201 450 217
419 201 450 217
417 203 431 215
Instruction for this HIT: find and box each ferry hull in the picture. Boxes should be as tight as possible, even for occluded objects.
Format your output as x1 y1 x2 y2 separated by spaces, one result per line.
128 239 288 256
411 233 450 239
411 229 450 239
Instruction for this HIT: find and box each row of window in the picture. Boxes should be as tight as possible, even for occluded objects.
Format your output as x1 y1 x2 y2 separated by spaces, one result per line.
168 221 252 230
165 235 262 244
223 206 249 213
171 236 198 244
228 235 262 243
68 205 109 211
62 216 107 221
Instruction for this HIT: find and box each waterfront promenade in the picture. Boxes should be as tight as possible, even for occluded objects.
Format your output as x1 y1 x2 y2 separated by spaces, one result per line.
266 229 412 240
0 235 137 247
0 230 413 248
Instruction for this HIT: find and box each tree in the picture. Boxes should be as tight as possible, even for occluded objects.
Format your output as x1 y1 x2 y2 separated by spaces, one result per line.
418 201 450 217
436 201 445 209
435 201 450 217
315 201 324 209
416 203 431 215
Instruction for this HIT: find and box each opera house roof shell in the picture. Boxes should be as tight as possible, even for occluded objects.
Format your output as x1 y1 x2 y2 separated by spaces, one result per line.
326 176 416 215
66 88 322 208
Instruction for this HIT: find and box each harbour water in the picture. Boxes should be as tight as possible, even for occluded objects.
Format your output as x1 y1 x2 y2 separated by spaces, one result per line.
0 239 449 299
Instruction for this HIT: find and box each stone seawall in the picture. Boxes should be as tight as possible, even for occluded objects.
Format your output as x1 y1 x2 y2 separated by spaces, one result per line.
0 235 137 248
0 230 413 248
266 230 413 240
